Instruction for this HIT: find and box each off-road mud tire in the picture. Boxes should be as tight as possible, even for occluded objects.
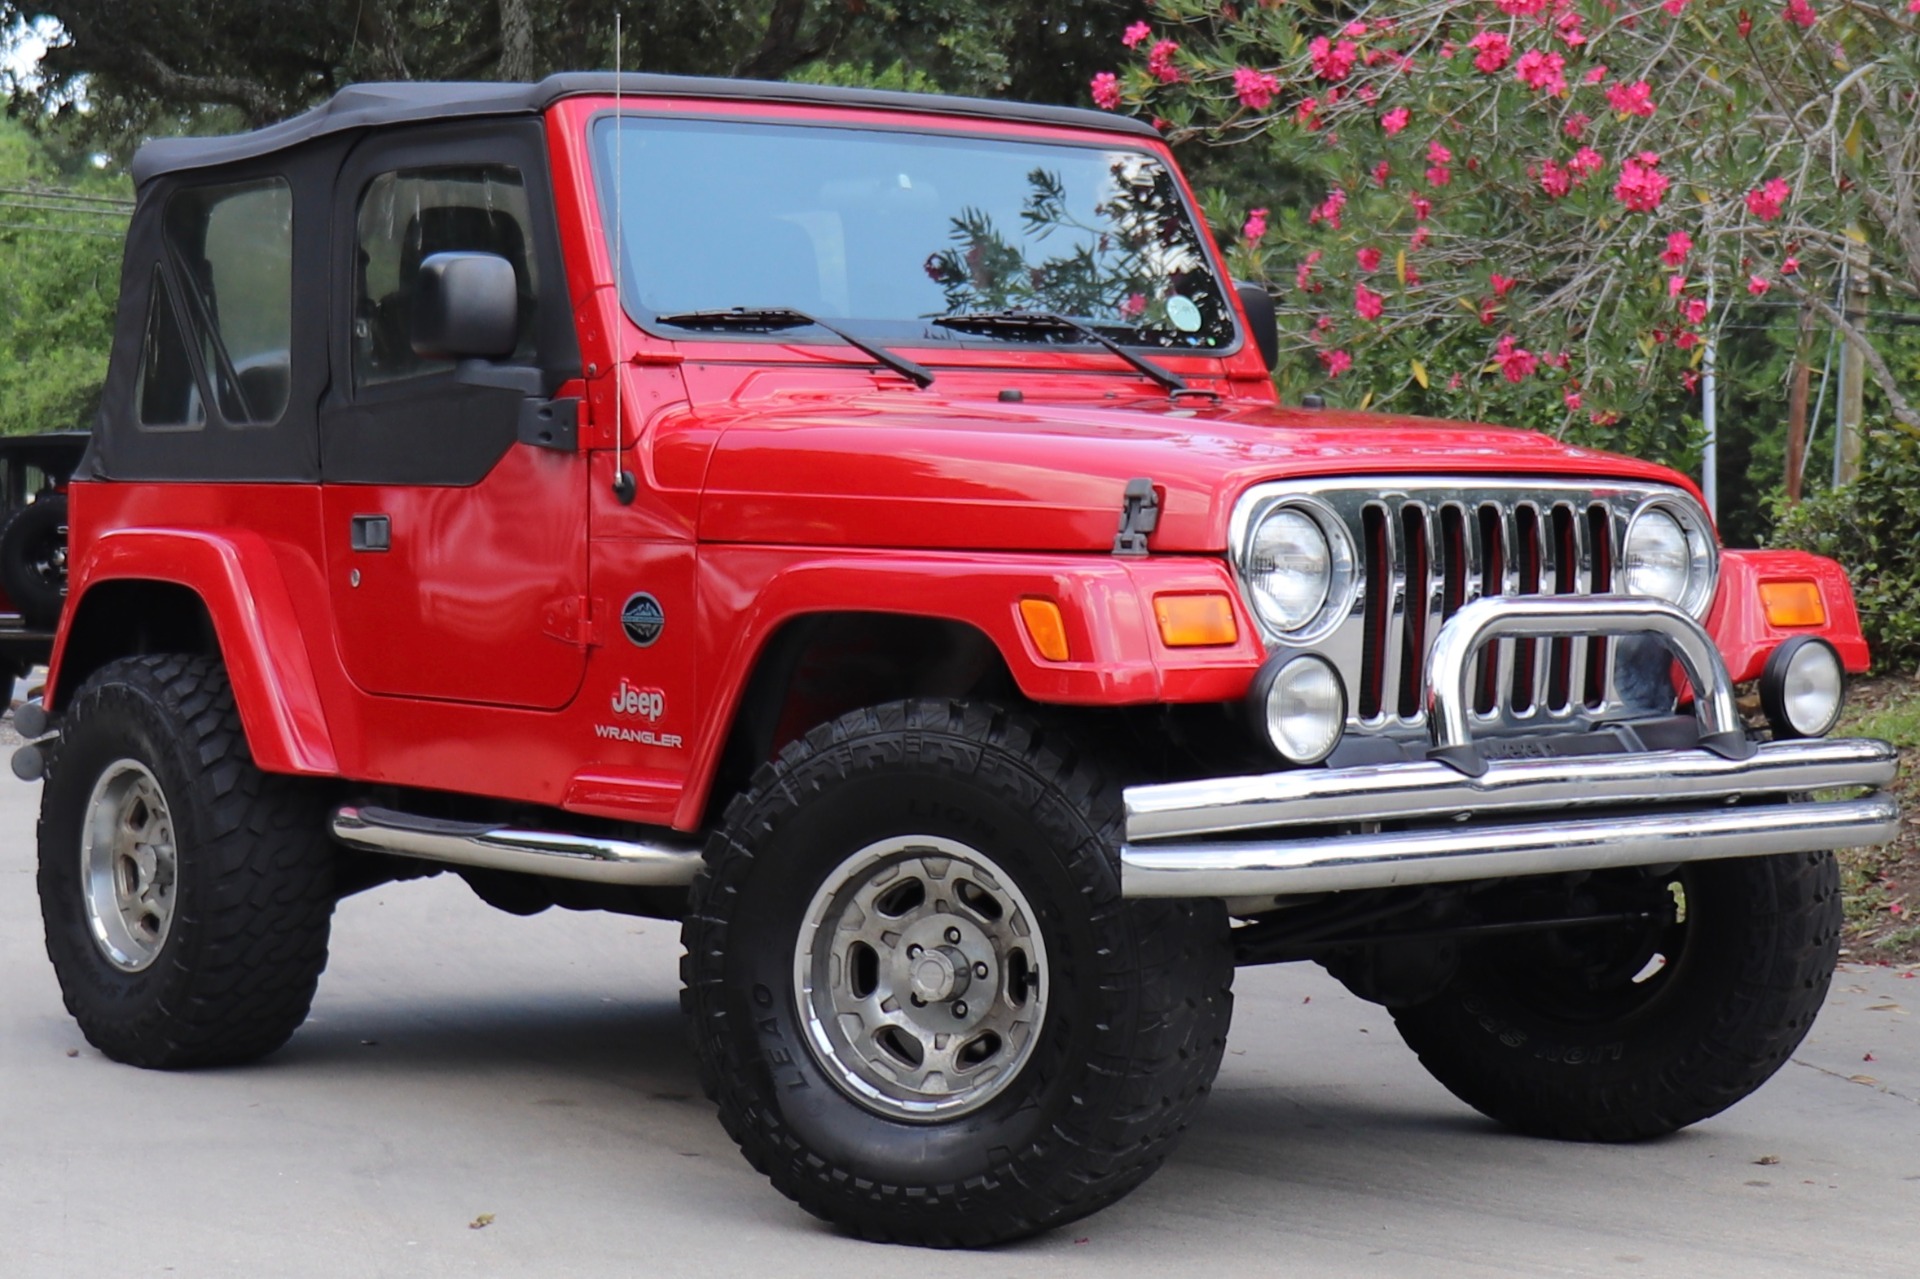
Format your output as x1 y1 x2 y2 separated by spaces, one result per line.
1390 851 1841 1140
682 699 1233 1247
38 654 335 1068
0 494 67 629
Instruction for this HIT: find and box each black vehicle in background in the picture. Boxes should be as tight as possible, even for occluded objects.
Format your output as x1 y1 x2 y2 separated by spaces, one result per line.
0 431 88 693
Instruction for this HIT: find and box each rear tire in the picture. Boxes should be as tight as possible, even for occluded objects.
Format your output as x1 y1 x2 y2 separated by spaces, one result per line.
682 699 1233 1247
1390 852 1840 1140
0 494 68 629
38 653 336 1068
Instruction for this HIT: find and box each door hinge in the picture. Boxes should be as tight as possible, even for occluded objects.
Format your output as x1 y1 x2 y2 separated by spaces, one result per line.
541 595 598 647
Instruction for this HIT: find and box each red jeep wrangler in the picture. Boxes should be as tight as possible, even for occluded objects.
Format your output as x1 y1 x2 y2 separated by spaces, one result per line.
14 75 1897 1246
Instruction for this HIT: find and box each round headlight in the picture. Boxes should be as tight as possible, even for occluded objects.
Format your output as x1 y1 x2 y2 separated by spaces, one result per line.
1245 508 1332 634
1250 653 1347 764
1760 636 1845 739
1623 502 1713 615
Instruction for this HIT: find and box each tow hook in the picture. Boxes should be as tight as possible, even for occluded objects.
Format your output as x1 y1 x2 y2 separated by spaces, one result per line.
12 696 52 780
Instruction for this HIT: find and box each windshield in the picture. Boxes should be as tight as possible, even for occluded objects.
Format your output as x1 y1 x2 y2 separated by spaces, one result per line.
591 115 1237 351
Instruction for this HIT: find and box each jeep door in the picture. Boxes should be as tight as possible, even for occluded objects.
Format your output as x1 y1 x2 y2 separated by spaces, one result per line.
319 122 589 710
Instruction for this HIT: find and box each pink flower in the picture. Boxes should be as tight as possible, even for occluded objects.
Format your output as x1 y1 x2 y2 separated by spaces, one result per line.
1321 348 1353 377
1783 256 1801 274
1557 11 1587 45
1357 246 1383 271
1668 274 1687 297
1467 31 1513 74
1748 273 1771 295
1412 196 1433 222
1661 230 1694 267
1682 297 1708 325
1147 40 1182 84
1539 160 1572 198
1427 165 1452 187
1613 155 1669 212
1410 225 1432 251
1745 177 1791 221
1308 188 1347 229
1122 21 1152 49
1355 283 1385 320
1496 0 1547 13
1494 333 1537 383
1371 160 1392 187
1565 390 1583 410
1234 67 1280 109
1345 20 1370 36
1120 292 1147 317
1739 9 1755 35
1605 80 1657 116
1449 372 1464 391
1676 330 1699 350
1682 370 1700 392
1910 0 1920 13
1564 112 1591 140
1567 146 1604 178
1381 107 1410 135
1663 0 1690 14
1295 249 1322 292
1296 97 1322 129
1584 64 1609 84
1516 49 1568 95
1782 0 1817 26
1490 273 1518 298
1310 36 1359 81
1427 140 1453 164
1090 72 1122 110
1243 207 1269 241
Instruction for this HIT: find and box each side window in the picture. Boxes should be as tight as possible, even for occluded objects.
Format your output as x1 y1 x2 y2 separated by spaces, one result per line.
149 178 293 427
353 166 537 387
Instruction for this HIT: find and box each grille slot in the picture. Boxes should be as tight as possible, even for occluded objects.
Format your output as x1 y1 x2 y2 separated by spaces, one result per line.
1351 491 1628 730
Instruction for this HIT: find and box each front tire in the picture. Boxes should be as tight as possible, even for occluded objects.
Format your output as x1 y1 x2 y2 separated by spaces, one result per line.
1390 851 1841 1141
38 654 336 1068
682 700 1233 1247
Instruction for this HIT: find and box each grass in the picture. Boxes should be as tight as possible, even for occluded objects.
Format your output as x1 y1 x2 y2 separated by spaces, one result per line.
1834 676 1920 965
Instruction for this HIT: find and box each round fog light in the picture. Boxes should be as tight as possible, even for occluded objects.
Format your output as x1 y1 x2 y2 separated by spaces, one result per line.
1760 636 1845 740
1249 654 1347 764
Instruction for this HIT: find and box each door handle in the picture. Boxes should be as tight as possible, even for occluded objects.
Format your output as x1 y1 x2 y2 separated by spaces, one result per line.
350 514 391 552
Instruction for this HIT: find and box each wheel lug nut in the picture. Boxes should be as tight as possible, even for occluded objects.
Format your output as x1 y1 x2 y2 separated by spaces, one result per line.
945 927 961 944
952 1000 968 1018
973 962 989 979
907 943 922 958
910 994 925 1007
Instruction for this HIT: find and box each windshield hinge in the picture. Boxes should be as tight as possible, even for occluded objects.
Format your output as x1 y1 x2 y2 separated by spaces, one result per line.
1113 477 1161 556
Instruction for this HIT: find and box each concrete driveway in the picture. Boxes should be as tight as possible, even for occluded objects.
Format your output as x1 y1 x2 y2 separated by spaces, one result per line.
1 774 1915 1278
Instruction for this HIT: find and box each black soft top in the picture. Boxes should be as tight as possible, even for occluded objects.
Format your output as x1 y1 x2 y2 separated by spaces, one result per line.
130 72 1161 186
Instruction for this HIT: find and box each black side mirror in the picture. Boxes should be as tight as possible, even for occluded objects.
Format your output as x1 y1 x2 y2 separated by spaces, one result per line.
1234 280 1279 371
412 251 518 360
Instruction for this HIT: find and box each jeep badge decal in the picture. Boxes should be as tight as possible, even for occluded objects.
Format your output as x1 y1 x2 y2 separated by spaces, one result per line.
621 592 664 647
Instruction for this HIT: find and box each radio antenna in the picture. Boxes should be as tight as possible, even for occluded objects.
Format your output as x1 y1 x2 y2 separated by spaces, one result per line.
611 9 637 504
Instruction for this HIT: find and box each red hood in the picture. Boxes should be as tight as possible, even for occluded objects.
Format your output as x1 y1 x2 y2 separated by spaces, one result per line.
692 390 1700 553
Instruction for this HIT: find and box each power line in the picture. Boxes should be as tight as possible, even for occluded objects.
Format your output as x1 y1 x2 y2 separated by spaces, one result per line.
0 220 121 238
0 185 132 208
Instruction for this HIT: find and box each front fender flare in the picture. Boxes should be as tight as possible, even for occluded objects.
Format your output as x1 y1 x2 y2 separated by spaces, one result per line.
52 528 337 776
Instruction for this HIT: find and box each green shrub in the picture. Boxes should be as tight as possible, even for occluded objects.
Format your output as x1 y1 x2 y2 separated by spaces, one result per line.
1771 427 1920 672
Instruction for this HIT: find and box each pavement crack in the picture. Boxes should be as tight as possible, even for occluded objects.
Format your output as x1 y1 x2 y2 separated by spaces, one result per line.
1790 1056 1920 1106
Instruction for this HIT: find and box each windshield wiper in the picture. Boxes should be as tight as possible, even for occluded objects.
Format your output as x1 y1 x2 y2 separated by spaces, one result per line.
933 310 1187 394
654 307 933 389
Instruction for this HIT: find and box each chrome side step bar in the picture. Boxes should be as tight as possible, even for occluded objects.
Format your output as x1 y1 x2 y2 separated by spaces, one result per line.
331 805 704 887
1125 738 1898 843
1121 793 1899 900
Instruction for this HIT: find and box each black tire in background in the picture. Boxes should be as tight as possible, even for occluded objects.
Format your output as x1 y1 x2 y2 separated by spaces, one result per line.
683 699 1234 1247
38 653 336 1068
1390 851 1841 1141
0 494 68 629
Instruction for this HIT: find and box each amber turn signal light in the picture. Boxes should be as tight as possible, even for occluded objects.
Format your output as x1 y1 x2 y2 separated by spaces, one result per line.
1154 593 1239 648
1759 580 1825 628
1019 598 1071 662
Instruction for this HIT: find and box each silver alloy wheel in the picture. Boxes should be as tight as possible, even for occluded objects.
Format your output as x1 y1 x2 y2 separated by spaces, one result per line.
793 835 1049 1122
79 759 178 972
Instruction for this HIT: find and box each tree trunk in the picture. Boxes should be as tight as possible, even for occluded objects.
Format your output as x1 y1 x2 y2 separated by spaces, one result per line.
1785 306 1812 504
500 0 537 82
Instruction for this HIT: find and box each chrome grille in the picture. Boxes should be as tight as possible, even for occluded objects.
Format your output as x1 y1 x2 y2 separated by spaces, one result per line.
1231 478 1716 735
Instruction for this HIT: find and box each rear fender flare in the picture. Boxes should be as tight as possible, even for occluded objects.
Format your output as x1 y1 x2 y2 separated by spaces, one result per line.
51 528 337 775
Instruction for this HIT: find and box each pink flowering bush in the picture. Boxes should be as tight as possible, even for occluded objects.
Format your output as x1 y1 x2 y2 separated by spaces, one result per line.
1093 0 1920 444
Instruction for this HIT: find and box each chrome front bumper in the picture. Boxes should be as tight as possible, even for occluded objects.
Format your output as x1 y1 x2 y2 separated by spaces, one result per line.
1120 596 1900 901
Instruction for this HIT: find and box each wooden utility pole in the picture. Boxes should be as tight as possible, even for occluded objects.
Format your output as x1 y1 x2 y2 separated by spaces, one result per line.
1785 307 1813 503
